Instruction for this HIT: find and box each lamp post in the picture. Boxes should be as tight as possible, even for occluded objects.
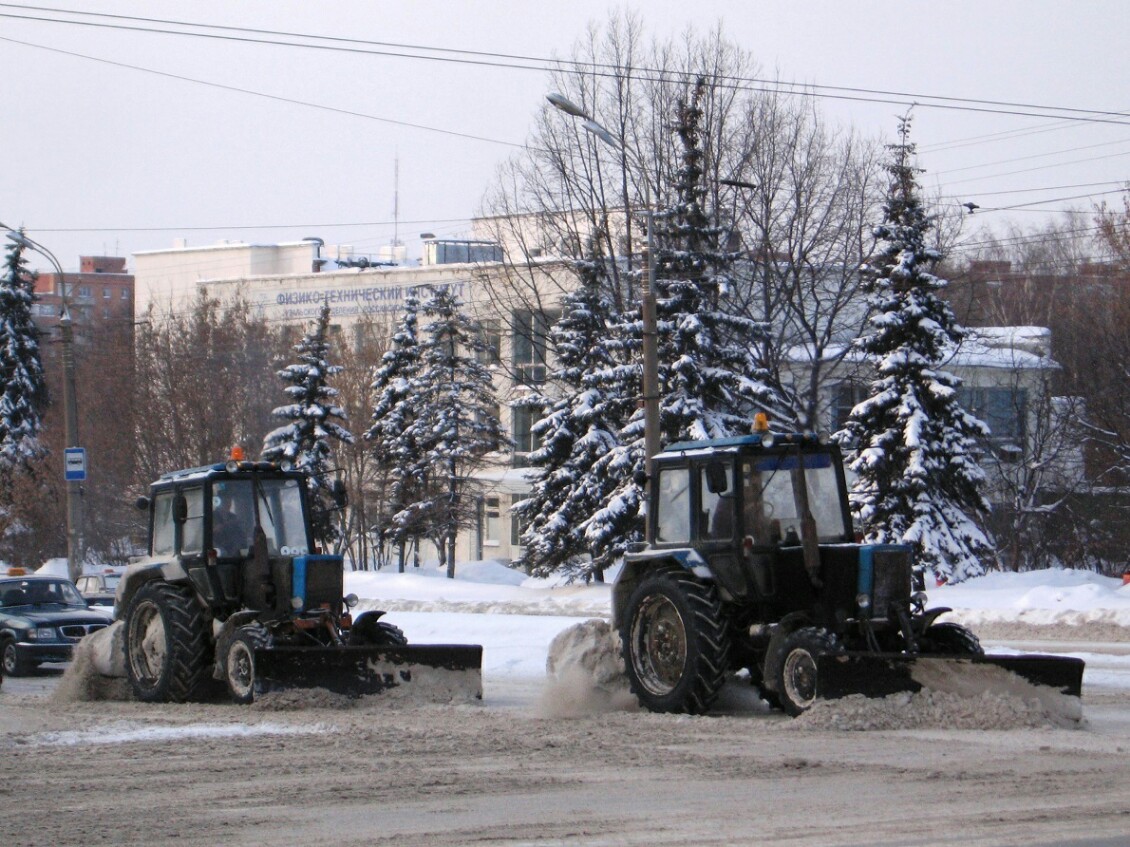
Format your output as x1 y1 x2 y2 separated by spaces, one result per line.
546 94 662 476
6 231 83 583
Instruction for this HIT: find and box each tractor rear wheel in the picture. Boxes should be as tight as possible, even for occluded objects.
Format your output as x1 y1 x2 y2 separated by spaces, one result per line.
620 566 730 714
224 625 271 704
125 581 212 703
768 627 841 717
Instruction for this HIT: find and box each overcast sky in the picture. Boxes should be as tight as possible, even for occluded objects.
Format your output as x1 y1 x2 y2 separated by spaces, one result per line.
2 0 1127 272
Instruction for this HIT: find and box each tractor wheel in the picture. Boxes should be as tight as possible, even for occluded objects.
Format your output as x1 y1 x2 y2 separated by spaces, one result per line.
620 566 730 714
921 622 984 656
768 627 840 717
2 636 34 677
125 581 212 703
349 612 408 647
224 625 271 704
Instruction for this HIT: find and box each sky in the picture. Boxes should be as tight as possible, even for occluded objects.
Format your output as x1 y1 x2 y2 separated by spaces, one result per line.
1 0 1128 273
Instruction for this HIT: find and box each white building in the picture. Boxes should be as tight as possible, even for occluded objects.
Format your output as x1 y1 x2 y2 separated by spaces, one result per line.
133 237 1074 569
132 236 567 566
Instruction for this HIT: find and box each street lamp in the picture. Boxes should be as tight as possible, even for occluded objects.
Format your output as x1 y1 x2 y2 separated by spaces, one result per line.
546 93 662 475
6 230 83 583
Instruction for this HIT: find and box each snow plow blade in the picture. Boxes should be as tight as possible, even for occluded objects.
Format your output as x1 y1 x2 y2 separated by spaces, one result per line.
816 652 1084 701
252 644 483 701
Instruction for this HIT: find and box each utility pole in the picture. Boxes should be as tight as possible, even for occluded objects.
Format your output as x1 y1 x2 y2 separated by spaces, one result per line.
6 231 83 582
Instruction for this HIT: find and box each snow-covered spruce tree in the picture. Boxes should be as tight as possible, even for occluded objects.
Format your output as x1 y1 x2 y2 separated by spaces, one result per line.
403 285 508 578
514 246 639 580
365 292 429 571
261 301 354 548
835 119 993 582
582 79 779 565
651 79 778 441
0 234 46 475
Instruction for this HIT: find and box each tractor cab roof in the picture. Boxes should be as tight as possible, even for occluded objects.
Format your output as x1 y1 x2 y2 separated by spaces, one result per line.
153 459 305 488
662 430 828 459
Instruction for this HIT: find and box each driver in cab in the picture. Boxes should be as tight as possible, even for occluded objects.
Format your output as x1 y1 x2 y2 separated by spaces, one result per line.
212 483 253 557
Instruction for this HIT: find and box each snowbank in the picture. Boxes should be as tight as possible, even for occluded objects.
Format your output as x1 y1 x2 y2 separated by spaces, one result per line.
928 569 1130 632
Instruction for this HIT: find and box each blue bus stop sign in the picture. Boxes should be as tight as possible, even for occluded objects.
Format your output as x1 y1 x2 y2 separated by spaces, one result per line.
64 447 86 482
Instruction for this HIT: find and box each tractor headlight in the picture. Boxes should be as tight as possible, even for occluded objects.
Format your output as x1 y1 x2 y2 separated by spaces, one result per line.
855 593 871 612
761 432 775 448
343 593 358 609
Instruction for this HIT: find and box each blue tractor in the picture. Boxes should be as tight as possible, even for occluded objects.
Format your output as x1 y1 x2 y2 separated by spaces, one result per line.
614 424 1083 715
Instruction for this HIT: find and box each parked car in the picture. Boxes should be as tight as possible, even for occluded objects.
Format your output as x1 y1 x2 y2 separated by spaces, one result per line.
75 569 123 609
0 571 112 676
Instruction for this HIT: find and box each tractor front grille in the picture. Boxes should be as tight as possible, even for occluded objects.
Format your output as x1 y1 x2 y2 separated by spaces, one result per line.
869 546 912 618
296 555 344 610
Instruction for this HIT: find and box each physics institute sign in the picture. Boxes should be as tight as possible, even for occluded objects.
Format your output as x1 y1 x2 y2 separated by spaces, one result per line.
249 275 473 324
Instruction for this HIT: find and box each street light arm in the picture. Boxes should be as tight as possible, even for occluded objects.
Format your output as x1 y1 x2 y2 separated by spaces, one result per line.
545 91 662 476
6 230 64 276
546 92 590 119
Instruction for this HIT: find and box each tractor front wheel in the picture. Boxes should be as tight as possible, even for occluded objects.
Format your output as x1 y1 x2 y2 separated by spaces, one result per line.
921 622 984 656
224 625 271 704
349 611 408 647
767 627 841 717
620 566 730 714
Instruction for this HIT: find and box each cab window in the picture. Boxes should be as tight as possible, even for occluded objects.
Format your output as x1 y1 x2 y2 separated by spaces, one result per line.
181 486 205 554
152 491 175 555
701 464 734 540
655 467 691 544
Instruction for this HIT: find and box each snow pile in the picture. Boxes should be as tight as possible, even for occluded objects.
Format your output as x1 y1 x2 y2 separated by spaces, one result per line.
793 688 1083 732
539 619 637 717
930 569 1130 636
361 558 529 586
53 624 132 703
346 561 611 618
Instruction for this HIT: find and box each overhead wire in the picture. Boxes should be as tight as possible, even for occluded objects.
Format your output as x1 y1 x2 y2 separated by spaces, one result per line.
5 3 1127 254
3 5 1130 126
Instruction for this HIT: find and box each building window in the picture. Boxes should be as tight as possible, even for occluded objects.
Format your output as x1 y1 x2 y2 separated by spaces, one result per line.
958 386 1027 456
476 319 502 365
831 381 869 433
103 287 112 299
512 309 557 386
511 405 542 463
77 285 92 299
510 495 527 547
121 288 130 300
484 496 500 545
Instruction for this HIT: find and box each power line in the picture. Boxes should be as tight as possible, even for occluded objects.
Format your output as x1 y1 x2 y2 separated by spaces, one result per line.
947 180 1127 199
24 217 472 234
0 34 525 148
5 5 1130 127
942 148 1130 186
